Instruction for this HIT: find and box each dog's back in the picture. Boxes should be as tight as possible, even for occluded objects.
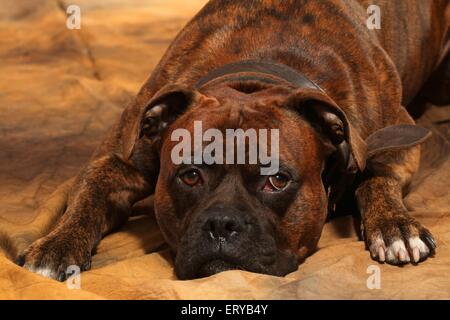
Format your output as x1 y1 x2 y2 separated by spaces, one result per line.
143 0 447 138
356 0 448 102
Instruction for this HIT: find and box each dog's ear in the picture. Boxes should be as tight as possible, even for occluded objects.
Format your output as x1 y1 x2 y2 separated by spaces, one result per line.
287 88 367 172
121 84 204 161
365 124 431 159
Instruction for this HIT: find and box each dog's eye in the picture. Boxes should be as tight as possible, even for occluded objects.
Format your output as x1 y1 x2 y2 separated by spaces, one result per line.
179 169 203 187
263 173 291 192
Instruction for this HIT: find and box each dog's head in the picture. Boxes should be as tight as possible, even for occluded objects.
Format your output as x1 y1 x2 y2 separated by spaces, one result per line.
123 79 367 280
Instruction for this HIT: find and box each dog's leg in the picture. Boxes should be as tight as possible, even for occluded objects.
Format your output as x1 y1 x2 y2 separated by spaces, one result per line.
355 145 436 264
18 85 200 280
19 153 153 280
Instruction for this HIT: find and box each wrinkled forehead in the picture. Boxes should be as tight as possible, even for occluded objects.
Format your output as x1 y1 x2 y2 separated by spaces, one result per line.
159 94 323 173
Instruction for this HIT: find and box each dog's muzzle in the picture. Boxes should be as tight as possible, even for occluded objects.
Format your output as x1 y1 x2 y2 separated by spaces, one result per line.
174 204 298 279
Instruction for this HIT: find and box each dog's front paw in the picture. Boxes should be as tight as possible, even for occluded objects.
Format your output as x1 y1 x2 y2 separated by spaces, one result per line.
363 214 436 265
17 233 92 281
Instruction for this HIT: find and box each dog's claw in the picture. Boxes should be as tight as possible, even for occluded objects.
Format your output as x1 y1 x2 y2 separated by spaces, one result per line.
378 246 385 262
16 255 25 267
408 236 431 263
422 232 436 253
81 259 92 271
385 239 409 264
57 271 67 282
412 246 420 263
364 214 436 266
398 248 405 262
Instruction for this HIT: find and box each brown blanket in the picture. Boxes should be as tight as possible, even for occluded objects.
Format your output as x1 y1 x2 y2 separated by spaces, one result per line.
0 0 449 299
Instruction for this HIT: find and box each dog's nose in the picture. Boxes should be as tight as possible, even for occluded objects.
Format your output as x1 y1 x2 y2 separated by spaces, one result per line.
202 212 245 240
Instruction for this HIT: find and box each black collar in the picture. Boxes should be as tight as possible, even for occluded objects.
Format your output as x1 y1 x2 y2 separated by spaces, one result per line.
194 59 324 93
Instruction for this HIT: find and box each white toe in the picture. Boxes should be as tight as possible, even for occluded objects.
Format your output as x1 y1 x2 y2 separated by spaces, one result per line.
24 264 57 279
369 236 386 262
408 237 430 262
386 239 410 263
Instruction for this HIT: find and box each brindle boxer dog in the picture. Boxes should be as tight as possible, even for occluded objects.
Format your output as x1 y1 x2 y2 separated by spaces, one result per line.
19 0 449 280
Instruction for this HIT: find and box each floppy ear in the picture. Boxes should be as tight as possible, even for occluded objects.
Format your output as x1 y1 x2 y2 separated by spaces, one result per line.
287 88 367 172
288 89 432 169
286 89 431 212
121 84 200 161
365 124 431 159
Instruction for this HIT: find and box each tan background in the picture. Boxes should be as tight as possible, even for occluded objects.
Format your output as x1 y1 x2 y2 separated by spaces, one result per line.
0 0 449 299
